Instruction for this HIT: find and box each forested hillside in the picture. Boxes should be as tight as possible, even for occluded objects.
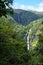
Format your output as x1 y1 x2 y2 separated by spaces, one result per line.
0 15 43 65
26 18 43 48
0 0 43 64
11 9 43 25
0 16 30 65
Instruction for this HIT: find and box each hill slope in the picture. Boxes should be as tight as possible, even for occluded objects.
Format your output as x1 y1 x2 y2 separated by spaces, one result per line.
11 9 43 25
26 18 43 48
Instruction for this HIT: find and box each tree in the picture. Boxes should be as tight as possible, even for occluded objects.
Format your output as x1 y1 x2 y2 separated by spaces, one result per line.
0 0 13 17
31 22 43 65
0 17 31 65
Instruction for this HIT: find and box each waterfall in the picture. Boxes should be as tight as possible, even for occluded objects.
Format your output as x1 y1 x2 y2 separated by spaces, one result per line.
27 34 30 50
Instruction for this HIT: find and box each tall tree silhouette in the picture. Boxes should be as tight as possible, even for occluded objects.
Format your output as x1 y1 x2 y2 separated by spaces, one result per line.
0 0 13 17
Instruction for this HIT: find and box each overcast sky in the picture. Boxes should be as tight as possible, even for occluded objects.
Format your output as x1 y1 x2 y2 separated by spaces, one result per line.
12 0 43 12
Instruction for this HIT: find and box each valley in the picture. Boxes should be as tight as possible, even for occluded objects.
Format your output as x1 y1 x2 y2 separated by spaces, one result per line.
0 8 43 65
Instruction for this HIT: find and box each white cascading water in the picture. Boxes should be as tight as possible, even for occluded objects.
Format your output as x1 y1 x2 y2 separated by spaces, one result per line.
27 34 30 50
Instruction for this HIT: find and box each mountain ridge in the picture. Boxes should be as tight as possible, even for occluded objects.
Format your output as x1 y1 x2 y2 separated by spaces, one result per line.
11 9 43 25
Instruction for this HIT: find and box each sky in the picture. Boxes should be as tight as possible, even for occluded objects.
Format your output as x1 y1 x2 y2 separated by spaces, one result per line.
12 0 43 12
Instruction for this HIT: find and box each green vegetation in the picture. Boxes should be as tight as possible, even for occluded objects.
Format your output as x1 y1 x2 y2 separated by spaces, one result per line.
0 15 43 65
0 16 31 65
26 18 43 43
30 22 43 65
0 3 43 64
0 0 13 17
12 9 43 25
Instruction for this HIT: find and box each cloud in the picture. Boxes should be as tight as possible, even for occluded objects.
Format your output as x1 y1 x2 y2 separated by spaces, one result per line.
35 2 43 12
11 3 19 9
39 2 43 7
12 2 43 12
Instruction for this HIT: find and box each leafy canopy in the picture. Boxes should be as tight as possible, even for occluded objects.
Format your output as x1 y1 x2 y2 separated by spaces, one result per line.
0 0 13 17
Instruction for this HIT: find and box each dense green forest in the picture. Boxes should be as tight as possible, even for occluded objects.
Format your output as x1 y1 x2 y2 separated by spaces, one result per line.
0 0 43 65
0 16 29 65
0 16 43 65
11 9 43 25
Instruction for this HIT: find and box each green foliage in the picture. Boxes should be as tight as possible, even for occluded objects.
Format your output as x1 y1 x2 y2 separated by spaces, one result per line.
12 9 43 25
0 16 31 65
26 19 43 43
0 7 43 65
0 0 13 17
29 21 43 65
